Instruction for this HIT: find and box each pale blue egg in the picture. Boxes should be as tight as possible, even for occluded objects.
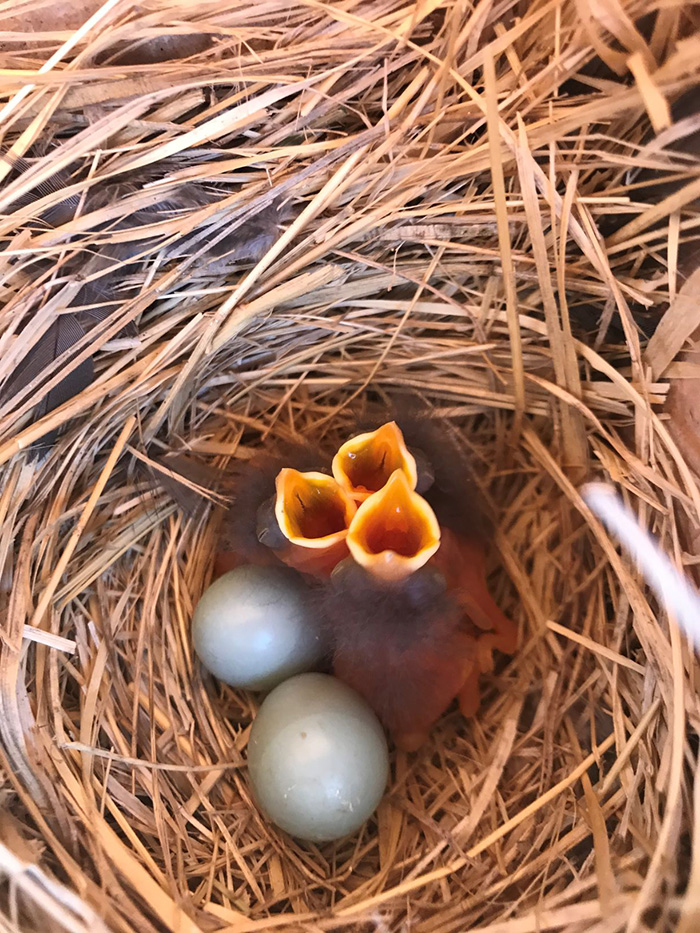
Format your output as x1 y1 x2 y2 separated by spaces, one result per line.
247 673 389 842
192 566 325 690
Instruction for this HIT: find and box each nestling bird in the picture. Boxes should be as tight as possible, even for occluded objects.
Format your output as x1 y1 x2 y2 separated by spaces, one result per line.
317 413 517 750
333 408 515 652
270 468 357 577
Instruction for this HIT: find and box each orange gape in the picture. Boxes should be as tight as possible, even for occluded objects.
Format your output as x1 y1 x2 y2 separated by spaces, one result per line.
272 469 356 577
214 468 356 579
346 470 440 581
332 421 418 501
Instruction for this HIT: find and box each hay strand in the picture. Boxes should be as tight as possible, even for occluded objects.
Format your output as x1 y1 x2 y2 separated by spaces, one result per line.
0 1 699 931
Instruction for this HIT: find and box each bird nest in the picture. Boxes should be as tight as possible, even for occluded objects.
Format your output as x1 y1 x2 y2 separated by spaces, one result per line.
1 2 700 932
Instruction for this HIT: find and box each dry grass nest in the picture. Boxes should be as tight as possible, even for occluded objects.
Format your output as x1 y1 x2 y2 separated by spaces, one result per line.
1 2 700 932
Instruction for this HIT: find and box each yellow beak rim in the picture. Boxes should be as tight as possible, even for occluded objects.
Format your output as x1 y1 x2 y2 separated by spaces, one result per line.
332 421 418 502
274 469 357 549
346 469 440 581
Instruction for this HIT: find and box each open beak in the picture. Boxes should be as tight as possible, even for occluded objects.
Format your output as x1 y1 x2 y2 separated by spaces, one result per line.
274 469 357 576
347 469 440 581
332 421 418 502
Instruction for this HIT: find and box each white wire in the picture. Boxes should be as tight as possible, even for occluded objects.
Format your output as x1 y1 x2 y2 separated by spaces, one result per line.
582 482 700 650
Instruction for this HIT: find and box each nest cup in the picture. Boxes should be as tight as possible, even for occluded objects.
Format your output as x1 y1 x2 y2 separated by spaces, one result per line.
0 3 699 932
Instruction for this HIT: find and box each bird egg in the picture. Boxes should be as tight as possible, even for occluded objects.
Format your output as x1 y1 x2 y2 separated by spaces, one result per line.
247 673 389 842
192 565 325 690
